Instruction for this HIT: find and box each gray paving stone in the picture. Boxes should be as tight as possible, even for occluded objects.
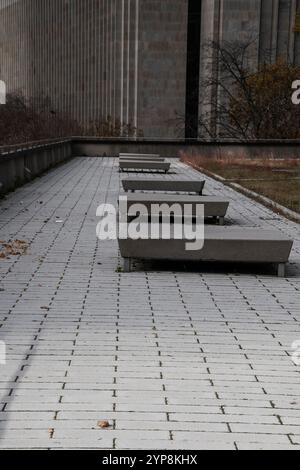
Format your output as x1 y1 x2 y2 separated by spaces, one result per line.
0 156 299 449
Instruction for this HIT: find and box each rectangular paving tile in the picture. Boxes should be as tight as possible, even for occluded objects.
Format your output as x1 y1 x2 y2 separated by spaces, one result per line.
0 157 299 450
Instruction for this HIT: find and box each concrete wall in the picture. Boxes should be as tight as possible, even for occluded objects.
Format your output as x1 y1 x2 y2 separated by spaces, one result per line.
1 1 300 139
203 0 300 64
71 136 300 160
0 139 72 195
1 136 299 196
0 0 188 138
0 0 135 131
137 0 188 138
198 0 300 137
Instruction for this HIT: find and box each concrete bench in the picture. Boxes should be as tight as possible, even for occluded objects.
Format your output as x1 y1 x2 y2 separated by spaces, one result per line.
120 194 229 225
119 161 171 173
119 153 161 159
119 156 165 162
122 179 205 195
118 226 293 277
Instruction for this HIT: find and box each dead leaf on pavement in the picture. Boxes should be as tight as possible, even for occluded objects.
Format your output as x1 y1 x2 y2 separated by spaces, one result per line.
0 240 28 259
97 420 110 429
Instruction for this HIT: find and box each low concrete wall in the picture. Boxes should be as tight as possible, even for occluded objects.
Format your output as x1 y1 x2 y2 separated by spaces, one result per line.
72 138 193 158
1 136 300 196
0 139 72 196
71 137 300 159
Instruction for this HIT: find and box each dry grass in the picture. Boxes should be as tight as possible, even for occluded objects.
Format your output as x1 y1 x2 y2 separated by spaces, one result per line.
181 152 300 215
180 151 300 170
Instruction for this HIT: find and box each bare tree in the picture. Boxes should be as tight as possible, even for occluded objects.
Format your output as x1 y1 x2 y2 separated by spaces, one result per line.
175 38 300 140
202 39 300 140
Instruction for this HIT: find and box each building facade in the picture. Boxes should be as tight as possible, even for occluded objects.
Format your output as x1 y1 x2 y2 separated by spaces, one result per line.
0 0 300 138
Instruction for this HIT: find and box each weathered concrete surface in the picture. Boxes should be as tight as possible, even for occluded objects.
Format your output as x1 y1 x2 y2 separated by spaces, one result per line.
119 160 170 172
0 157 299 450
1 1 299 138
72 137 300 159
122 178 205 193
0 141 73 196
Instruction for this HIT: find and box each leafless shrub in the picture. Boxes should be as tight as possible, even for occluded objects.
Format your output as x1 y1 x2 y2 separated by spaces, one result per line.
0 92 143 146
175 38 300 140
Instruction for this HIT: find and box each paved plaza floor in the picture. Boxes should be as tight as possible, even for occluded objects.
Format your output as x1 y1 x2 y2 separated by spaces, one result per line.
0 156 299 450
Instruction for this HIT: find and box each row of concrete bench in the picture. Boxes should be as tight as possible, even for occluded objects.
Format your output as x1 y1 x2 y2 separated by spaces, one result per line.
119 153 171 173
117 153 293 277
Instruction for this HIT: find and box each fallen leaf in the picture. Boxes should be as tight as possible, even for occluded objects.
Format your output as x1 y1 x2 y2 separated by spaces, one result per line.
97 420 110 429
0 240 28 259
15 240 27 245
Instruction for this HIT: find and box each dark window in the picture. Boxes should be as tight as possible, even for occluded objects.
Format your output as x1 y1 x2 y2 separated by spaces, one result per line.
185 0 202 139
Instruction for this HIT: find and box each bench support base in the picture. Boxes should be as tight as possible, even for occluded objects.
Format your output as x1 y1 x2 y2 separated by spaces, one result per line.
123 258 132 273
277 263 286 278
122 258 288 277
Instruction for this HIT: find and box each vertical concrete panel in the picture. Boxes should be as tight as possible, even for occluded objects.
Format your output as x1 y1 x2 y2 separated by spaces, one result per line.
198 0 221 138
100 0 104 121
134 0 140 133
294 0 300 63
277 0 293 58
122 0 128 127
259 0 277 61
128 0 139 133
120 0 125 129
112 0 117 126
137 0 188 138
95 0 101 123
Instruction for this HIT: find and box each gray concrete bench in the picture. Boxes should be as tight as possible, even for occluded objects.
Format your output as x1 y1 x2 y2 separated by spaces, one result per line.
119 161 171 173
119 156 165 162
119 153 162 160
118 226 293 277
122 179 205 195
120 194 229 225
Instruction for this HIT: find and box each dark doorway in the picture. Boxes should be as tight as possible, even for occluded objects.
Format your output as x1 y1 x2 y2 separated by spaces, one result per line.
185 0 202 139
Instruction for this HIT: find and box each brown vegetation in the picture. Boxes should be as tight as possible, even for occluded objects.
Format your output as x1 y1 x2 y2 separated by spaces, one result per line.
176 39 300 140
181 152 300 215
0 240 28 259
0 92 142 146
180 152 300 171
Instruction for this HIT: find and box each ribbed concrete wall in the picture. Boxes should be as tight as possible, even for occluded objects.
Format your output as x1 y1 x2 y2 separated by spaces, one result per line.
200 0 300 68
0 0 300 138
198 0 300 137
0 0 141 132
137 0 188 138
